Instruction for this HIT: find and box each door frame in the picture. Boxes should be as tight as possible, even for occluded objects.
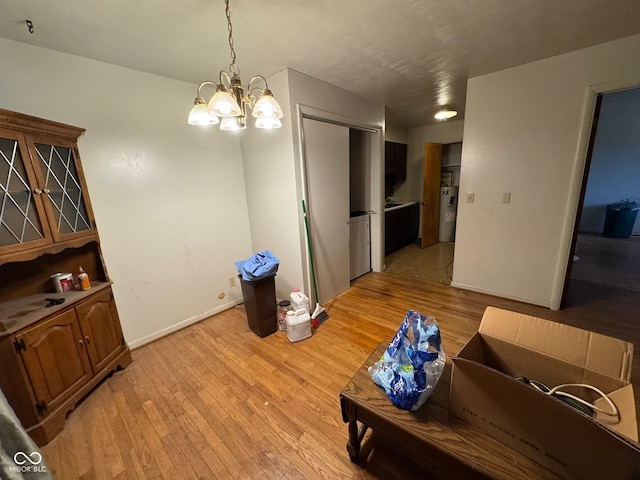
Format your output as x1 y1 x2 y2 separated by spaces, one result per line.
558 95 603 308
295 105 383 303
552 78 640 310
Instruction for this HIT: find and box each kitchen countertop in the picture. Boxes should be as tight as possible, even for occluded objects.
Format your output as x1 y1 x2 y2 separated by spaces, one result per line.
384 201 418 212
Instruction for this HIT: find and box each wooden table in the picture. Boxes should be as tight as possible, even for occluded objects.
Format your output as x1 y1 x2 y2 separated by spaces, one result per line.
340 343 561 480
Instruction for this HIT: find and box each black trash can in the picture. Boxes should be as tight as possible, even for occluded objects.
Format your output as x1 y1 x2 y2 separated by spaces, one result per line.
603 202 639 238
239 274 277 337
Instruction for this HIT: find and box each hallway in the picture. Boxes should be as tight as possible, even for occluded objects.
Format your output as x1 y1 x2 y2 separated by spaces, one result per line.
383 232 639 331
384 242 454 284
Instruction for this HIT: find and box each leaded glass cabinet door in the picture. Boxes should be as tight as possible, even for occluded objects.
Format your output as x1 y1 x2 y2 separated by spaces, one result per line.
0 128 53 254
27 135 96 243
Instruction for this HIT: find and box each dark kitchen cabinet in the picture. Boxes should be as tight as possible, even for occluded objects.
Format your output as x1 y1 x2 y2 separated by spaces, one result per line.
385 203 419 256
385 141 407 182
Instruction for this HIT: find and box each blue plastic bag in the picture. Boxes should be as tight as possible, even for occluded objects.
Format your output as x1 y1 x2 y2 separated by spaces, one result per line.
368 310 445 411
235 250 279 284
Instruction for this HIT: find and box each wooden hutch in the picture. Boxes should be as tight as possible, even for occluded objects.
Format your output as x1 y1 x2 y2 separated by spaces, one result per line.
0 108 131 445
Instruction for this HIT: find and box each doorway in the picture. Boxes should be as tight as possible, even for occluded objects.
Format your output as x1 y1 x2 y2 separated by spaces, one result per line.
384 141 461 284
562 87 640 308
298 106 383 305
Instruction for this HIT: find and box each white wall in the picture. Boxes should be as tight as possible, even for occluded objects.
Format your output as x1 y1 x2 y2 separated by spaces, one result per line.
580 87 640 235
239 69 302 299
0 38 253 347
385 107 409 143
289 70 386 295
240 68 385 301
452 34 640 309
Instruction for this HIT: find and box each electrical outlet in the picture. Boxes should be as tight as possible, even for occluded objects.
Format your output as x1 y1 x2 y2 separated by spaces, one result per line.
466 193 475 203
228 276 236 287
502 192 511 204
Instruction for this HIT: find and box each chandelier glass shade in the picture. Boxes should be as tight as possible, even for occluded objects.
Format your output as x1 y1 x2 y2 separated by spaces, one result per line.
255 114 282 130
187 98 220 126
187 0 283 131
220 115 245 131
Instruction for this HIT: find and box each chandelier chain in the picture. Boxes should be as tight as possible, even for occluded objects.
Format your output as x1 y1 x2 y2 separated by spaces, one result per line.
225 0 237 68
188 0 282 130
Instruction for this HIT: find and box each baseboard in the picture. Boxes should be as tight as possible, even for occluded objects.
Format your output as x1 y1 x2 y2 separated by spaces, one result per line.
449 281 550 308
127 299 244 349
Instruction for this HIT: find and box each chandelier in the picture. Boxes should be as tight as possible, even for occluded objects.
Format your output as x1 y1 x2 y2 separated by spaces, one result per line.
187 0 283 131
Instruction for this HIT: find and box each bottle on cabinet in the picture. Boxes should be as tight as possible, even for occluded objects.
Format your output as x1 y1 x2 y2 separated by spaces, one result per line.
77 266 91 291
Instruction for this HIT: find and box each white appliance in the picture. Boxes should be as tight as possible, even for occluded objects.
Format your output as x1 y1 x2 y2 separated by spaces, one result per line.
349 213 371 280
439 186 458 242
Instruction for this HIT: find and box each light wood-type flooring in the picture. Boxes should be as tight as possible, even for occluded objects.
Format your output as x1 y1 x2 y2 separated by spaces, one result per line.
40 271 640 479
571 233 640 292
384 242 454 284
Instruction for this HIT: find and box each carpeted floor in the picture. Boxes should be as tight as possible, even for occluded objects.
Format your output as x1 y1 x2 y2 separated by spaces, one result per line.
384 241 455 284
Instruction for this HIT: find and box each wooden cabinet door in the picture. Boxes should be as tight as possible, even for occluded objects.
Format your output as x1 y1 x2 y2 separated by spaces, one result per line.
76 288 125 373
394 143 407 181
384 142 395 176
406 204 420 244
421 142 442 248
0 128 54 255
384 210 399 256
25 134 96 244
15 309 92 416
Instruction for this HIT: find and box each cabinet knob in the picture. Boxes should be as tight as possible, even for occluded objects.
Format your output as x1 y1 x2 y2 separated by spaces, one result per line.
33 188 42 195
78 339 84 346
43 187 50 194
85 336 90 344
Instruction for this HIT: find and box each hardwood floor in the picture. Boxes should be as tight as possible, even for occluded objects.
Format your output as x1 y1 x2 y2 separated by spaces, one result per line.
384 242 454 284
40 271 640 479
571 233 640 292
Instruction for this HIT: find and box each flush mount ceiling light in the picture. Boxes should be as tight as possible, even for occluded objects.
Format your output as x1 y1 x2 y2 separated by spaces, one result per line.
187 0 283 131
434 109 458 121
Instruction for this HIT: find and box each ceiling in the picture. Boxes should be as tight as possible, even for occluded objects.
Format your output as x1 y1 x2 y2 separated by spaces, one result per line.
2 0 640 128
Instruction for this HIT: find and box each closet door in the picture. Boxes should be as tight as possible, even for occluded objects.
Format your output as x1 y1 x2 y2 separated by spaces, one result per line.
303 119 350 304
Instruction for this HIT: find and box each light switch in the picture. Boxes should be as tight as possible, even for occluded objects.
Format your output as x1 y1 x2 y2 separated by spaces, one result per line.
466 193 475 203
502 192 511 204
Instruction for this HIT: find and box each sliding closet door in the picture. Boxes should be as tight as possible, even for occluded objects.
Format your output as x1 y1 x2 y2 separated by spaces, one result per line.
303 118 350 304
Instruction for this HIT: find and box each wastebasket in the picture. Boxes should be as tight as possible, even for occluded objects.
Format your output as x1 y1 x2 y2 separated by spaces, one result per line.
239 274 277 337
603 201 639 238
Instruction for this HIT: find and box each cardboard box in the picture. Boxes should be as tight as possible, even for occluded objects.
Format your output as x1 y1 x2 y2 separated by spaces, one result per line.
450 307 640 480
